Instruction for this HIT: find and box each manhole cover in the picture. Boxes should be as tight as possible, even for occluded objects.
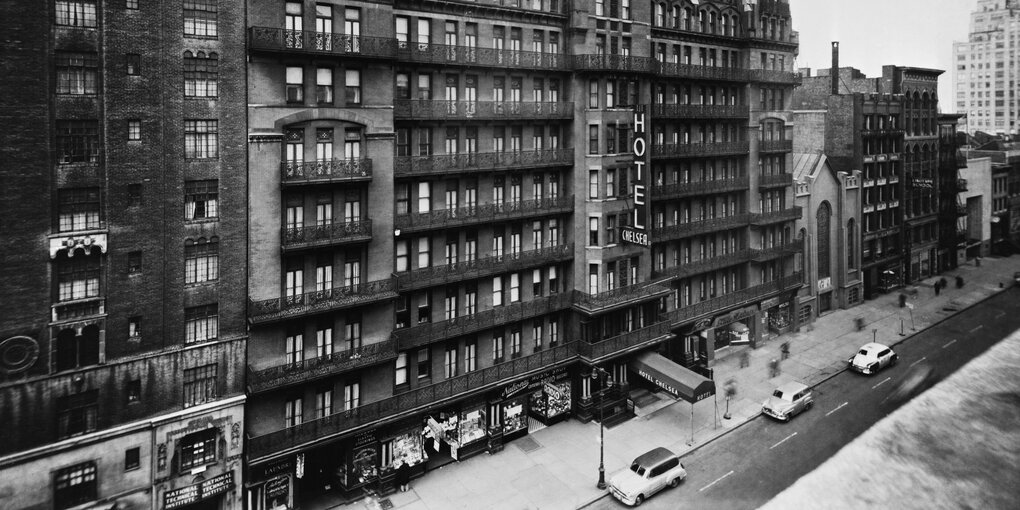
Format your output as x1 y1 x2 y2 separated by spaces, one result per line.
379 498 393 510
515 436 543 453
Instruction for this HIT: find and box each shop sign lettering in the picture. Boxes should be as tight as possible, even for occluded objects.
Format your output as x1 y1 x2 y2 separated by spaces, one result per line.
817 277 831 291
621 228 650 247
500 380 529 400
265 476 289 499
543 382 562 399
637 370 680 399
164 485 200 509
260 458 293 479
624 111 649 246
163 473 234 510
200 473 234 498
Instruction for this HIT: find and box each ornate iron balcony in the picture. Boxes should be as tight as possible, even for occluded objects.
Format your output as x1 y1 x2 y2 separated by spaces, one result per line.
573 54 656 73
396 43 568 70
394 196 572 233
667 272 804 326
281 220 372 251
650 176 749 200
651 141 749 159
749 206 802 226
394 148 572 177
651 104 750 119
572 281 673 315
281 159 372 185
577 322 672 362
249 27 397 58
651 213 751 242
392 292 572 351
656 62 751 82
750 242 803 262
652 249 752 280
247 340 576 462
758 173 793 188
748 69 801 85
759 139 793 153
396 243 574 291
248 278 397 324
247 339 398 394
394 100 573 120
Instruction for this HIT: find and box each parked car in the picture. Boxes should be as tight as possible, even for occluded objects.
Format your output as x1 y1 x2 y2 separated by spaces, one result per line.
608 447 687 506
848 342 898 375
762 381 813 422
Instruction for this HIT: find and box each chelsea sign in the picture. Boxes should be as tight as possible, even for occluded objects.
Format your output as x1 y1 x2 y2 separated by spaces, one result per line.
621 111 649 246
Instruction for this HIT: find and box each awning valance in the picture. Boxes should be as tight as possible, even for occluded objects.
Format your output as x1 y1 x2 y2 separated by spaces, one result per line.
630 352 716 404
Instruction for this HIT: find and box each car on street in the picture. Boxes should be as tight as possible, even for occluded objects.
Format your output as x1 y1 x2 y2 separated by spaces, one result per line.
608 447 687 506
848 342 898 375
762 381 813 422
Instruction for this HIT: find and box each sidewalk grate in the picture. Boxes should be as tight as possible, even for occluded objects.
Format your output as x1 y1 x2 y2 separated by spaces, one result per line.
515 436 543 453
378 499 394 510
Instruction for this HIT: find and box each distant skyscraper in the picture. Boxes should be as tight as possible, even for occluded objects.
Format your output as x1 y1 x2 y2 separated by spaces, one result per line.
953 0 1020 134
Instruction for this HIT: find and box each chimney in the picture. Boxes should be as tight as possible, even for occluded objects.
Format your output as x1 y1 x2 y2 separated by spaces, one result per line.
831 41 839 95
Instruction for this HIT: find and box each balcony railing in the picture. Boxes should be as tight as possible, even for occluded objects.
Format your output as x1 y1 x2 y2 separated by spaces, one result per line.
247 339 398 394
651 141 749 159
748 69 801 84
394 148 572 177
652 249 752 280
651 213 751 242
282 220 372 251
248 278 397 324
650 176 750 200
758 173 793 188
750 242 803 262
658 62 751 82
281 159 372 185
651 104 750 119
749 206 802 226
392 293 572 351
247 340 577 461
577 322 672 361
249 27 397 59
397 43 568 70
573 281 673 314
394 196 572 233
759 140 793 153
395 244 574 291
667 272 804 326
573 54 656 73
394 100 572 120
52 297 105 323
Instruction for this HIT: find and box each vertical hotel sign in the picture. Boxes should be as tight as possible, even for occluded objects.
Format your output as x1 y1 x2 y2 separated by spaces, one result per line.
621 110 650 246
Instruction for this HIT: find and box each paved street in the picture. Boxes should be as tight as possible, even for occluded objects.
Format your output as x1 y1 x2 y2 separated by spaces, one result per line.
587 286 1020 510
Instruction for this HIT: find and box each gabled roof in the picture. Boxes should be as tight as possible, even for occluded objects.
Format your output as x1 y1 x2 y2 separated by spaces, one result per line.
792 152 825 181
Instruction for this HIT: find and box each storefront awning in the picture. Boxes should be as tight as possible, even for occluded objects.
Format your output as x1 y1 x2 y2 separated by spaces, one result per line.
629 352 716 404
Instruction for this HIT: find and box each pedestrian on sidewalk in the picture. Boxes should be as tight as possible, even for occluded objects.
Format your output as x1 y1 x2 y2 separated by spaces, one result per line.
740 351 750 368
769 358 779 378
395 459 411 492
780 341 790 360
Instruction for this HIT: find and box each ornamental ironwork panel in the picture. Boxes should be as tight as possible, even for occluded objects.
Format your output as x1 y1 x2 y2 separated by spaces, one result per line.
651 141 750 159
396 43 568 70
651 213 751 242
577 322 671 360
572 54 656 73
281 159 372 184
759 140 793 153
394 196 572 232
649 176 750 200
656 62 751 82
249 27 397 59
749 242 803 262
666 272 804 326
395 243 573 291
394 148 573 177
248 277 397 323
247 339 398 393
651 104 750 119
757 173 793 188
394 100 573 120
652 249 753 279
281 220 372 249
572 281 672 313
749 206 802 226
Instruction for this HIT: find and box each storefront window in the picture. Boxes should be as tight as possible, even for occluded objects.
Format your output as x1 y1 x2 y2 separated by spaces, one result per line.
502 399 527 435
459 406 487 445
382 430 425 469
528 381 571 419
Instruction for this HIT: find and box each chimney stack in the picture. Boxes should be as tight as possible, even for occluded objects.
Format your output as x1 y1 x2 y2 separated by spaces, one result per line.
831 41 839 95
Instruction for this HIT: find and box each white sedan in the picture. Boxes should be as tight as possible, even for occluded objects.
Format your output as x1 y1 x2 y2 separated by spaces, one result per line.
848 342 898 375
608 447 687 506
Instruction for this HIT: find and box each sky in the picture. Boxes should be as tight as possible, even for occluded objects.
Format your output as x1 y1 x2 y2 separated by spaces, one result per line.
791 0 977 112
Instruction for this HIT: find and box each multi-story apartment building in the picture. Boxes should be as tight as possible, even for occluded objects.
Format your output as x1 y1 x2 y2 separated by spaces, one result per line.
244 0 801 508
937 114 969 269
0 1 247 510
953 0 1020 135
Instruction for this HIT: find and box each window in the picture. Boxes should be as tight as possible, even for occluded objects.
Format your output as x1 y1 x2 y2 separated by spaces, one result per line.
589 217 599 246
54 462 97 510
56 390 98 439
185 238 218 284
395 353 408 386
56 52 98 95
315 389 332 418
184 180 218 219
532 320 543 349
56 120 99 164
444 346 457 378
184 304 218 343
285 398 303 427
344 382 360 410
126 119 141 142
179 428 216 470
184 120 218 159
492 334 505 362
184 51 218 97
339 69 361 105
344 314 361 350
57 255 100 301
55 0 97 27
589 170 599 199
510 330 521 357
183 363 217 407
492 275 503 306
464 342 476 372
417 348 431 379
285 328 303 364
58 188 100 231
183 0 217 38
126 0 138 8
589 124 599 154
126 379 141 404
548 318 559 345
286 66 304 102
510 273 520 302
126 53 140 75
127 251 142 274
315 67 333 104
124 447 140 471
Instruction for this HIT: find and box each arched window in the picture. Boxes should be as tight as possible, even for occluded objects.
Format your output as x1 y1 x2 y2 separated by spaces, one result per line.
699 10 707 32
847 219 856 269
731 15 740 35
796 228 807 274
655 3 665 26
184 50 219 98
672 5 680 28
709 12 717 34
721 14 728 36
817 202 832 279
683 7 692 30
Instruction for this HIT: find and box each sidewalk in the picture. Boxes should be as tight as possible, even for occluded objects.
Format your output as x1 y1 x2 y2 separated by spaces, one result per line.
348 256 1020 510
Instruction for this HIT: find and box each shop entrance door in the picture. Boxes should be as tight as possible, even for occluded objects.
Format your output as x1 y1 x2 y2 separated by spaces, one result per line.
818 292 832 314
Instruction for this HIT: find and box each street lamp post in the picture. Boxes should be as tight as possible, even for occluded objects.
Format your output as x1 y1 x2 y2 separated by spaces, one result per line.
592 367 610 490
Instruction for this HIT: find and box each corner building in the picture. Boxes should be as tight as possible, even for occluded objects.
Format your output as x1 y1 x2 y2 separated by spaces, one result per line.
244 1 802 507
0 1 247 510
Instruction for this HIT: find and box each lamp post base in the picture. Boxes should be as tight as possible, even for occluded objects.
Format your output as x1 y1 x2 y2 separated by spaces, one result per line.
597 465 606 490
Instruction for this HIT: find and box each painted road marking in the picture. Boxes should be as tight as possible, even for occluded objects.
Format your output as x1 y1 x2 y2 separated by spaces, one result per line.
872 377 891 389
699 470 734 492
770 432 798 450
994 311 1005 319
943 339 957 349
910 357 927 367
825 402 849 417
969 325 983 333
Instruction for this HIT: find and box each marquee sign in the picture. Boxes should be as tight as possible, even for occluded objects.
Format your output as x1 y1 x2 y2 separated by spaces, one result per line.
621 111 649 246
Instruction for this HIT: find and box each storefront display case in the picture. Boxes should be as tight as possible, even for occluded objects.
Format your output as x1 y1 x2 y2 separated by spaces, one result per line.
335 434 378 492
457 405 489 459
501 398 527 441
528 381 571 425
377 427 426 496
